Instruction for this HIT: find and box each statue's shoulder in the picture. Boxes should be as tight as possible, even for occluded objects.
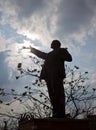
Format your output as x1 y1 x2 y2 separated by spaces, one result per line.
59 48 68 53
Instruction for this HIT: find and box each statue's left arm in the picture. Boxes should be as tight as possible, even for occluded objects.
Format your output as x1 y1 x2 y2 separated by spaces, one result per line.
60 48 72 62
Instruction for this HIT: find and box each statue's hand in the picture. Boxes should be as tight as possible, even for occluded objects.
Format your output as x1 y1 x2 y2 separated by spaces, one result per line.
22 46 30 49
29 46 33 52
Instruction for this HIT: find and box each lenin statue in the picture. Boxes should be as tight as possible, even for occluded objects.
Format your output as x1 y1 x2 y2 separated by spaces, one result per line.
29 40 72 118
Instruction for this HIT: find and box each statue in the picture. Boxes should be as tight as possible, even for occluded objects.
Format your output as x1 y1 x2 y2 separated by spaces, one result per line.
25 40 72 118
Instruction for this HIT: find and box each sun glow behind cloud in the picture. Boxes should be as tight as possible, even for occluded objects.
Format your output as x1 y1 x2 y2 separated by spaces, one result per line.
23 31 40 41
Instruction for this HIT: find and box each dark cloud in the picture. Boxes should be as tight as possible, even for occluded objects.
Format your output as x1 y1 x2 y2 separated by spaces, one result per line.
56 0 96 36
14 0 45 18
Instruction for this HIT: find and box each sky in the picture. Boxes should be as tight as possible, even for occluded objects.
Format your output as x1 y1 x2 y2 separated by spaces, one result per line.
0 0 96 103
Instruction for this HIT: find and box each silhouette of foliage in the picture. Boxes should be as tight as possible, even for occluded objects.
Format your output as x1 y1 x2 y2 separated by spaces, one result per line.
15 57 96 118
0 56 96 129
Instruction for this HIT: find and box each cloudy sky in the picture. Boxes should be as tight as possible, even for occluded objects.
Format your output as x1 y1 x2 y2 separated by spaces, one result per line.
0 0 96 100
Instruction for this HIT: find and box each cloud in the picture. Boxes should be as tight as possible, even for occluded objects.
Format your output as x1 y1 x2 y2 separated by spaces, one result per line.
0 0 96 68
57 0 95 34
14 0 45 18
12 0 60 45
0 51 10 87
92 75 96 85
0 0 96 47
0 0 60 46
0 0 95 79
0 0 96 94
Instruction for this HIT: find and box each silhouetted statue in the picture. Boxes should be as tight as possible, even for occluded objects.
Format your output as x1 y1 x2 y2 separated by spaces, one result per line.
29 40 72 118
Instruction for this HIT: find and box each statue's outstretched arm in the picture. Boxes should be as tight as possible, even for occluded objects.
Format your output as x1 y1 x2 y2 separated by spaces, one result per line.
30 46 47 60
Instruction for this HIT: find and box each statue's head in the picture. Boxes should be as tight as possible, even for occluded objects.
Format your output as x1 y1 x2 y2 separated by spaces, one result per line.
51 40 61 49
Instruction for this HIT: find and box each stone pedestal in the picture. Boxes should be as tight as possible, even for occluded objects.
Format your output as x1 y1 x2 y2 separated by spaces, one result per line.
19 118 96 130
